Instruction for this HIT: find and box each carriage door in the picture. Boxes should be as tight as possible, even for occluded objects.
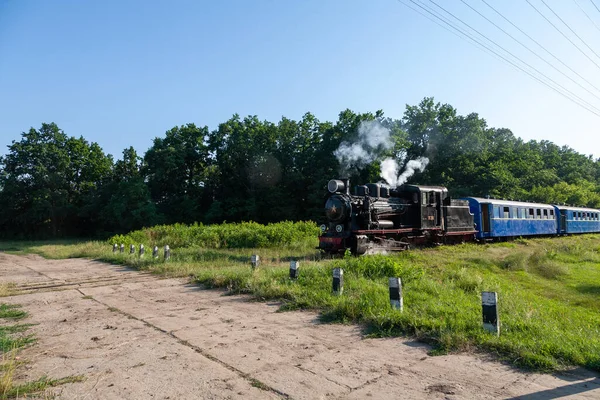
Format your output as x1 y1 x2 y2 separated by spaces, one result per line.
560 210 567 234
481 203 491 234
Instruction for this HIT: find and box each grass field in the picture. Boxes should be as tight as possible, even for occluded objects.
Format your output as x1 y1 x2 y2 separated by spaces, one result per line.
2 230 600 374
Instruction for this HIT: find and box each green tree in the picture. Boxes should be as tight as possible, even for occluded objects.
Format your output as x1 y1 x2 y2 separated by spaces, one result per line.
144 124 210 223
97 147 160 234
0 123 112 238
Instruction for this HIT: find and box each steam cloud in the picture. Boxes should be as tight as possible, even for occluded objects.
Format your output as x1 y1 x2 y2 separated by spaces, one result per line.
334 120 393 171
380 156 429 187
334 120 429 187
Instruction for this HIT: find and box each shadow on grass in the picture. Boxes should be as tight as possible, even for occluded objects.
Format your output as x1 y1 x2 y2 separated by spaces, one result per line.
576 284 600 295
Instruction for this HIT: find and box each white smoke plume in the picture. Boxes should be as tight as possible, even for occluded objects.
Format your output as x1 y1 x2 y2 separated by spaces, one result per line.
380 156 429 187
334 120 429 187
380 158 399 187
334 120 393 172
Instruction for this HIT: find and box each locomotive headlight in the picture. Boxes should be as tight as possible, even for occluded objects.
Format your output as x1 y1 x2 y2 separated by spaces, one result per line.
335 224 343 233
320 224 327 232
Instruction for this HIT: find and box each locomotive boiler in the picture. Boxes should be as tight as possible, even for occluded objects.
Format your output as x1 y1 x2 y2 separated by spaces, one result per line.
319 179 476 255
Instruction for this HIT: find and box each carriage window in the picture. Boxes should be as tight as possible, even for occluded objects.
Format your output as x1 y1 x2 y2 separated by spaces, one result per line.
493 206 500 218
503 207 510 219
550 209 554 217
543 209 548 219
512 207 517 218
536 209 541 219
528 209 534 219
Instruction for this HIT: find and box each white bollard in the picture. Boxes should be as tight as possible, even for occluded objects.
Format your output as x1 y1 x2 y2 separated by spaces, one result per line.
152 246 159 259
482 291 500 336
112 244 118 253
164 245 170 260
120 244 125 253
130 244 135 255
333 268 343 295
289 260 299 279
251 255 260 269
139 244 145 257
389 277 403 311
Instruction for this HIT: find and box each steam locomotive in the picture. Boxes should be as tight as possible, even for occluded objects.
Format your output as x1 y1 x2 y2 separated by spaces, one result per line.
319 179 477 255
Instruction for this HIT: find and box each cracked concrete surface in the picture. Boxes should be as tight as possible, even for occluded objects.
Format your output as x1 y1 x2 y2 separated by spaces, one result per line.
1 252 599 399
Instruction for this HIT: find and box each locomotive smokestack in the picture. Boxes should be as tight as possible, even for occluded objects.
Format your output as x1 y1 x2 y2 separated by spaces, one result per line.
343 178 350 195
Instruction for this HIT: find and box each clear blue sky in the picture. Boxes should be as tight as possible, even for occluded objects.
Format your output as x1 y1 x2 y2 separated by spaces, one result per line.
1 0 600 160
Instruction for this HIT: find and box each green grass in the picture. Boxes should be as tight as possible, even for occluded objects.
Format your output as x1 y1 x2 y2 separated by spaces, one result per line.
1 374 85 399
0 305 34 353
3 233 600 373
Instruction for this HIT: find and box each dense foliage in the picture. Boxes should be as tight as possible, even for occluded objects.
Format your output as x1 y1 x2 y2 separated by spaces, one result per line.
2 97 600 238
108 221 320 249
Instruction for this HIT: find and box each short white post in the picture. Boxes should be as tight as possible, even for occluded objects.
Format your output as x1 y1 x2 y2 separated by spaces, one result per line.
389 277 403 311
251 255 260 269
139 244 145 257
164 245 170 260
129 244 135 255
152 246 159 259
482 291 500 336
333 268 343 295
289 260 299 279
120 244 125 253
112 244 118 253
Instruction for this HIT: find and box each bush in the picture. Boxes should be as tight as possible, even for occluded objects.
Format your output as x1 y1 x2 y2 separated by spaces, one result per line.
107 221 320 249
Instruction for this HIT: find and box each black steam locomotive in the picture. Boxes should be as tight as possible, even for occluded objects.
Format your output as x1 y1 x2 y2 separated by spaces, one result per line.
319 178 476 255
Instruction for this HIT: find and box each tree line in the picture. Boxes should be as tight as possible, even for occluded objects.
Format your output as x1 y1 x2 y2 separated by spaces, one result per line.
2 97 599 239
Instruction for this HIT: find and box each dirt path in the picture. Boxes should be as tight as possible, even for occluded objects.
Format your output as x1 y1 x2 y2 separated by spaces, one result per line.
1 252 599 399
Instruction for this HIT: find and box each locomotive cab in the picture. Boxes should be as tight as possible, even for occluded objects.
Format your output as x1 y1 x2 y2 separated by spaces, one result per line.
396 185 447 229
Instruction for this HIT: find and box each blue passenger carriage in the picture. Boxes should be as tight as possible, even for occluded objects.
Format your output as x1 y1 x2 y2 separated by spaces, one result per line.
463 198 557 240
553 206 600 234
